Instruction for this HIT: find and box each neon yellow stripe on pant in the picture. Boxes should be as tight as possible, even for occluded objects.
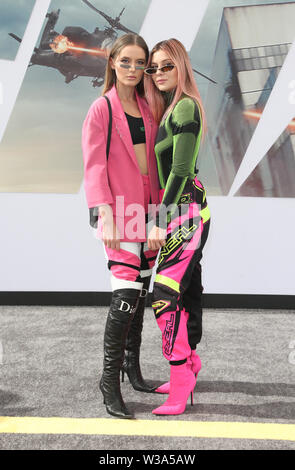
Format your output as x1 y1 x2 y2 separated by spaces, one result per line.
155 274 180 293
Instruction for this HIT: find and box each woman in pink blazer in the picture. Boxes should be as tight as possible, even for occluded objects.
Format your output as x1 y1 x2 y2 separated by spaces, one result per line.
82 34 163 419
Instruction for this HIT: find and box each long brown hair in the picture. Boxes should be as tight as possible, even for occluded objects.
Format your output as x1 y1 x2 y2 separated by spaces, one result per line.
144 38 206 134
102 33 149 96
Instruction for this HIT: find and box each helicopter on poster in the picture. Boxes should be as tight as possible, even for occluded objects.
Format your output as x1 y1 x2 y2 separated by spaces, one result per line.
8 0 136 87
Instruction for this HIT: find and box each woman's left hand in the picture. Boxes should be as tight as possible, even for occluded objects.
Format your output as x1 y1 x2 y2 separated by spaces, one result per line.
148 225 167 251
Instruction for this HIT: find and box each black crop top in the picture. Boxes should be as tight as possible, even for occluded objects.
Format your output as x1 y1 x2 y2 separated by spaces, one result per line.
125 113 146 145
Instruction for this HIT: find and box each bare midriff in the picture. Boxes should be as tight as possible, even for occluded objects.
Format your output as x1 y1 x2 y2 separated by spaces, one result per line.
134 142 148 175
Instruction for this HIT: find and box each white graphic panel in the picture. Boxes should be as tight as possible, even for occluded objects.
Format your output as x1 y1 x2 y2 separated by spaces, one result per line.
140 0 210 50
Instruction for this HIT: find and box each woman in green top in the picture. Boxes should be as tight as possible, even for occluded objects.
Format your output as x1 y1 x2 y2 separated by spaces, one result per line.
144 38 211 415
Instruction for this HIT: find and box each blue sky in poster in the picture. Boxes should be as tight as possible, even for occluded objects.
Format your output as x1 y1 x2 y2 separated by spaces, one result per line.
0 0 36 60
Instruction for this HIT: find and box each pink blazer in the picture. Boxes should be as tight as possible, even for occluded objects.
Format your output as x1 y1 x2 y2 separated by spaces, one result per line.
82 85 160 224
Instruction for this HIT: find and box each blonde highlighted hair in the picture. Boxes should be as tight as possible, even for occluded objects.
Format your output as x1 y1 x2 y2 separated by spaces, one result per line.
102 33 149 96
144 38 206 133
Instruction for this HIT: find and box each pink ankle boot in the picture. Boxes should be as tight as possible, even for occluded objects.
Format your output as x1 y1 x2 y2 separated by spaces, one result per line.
155 351 201 394
152 363 197 415
191 350 202 374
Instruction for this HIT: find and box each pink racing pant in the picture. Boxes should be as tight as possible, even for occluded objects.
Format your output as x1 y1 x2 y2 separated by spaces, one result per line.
152 177 211 363
102 173 158 292
104 238 158 292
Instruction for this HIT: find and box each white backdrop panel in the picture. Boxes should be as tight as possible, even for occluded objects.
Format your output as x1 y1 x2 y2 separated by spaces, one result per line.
0 189 294 294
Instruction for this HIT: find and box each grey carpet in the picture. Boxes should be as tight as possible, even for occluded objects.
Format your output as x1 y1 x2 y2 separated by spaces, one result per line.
0 305 294 450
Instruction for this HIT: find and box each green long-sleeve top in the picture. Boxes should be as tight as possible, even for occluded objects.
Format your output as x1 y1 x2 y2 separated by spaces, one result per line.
154 96 202 228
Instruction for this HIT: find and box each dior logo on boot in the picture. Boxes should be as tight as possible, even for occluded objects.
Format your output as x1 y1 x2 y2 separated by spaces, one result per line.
140 288 148 298
119 300 131 312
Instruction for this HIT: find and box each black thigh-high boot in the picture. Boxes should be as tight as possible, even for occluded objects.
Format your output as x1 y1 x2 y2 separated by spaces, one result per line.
100 288 141 419
121 276 157 393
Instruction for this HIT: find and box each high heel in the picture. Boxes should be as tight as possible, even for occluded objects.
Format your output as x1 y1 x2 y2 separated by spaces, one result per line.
100 377 133 419
155 352 201 394
121 351 157 393
152 363 197 415
191 370 199 406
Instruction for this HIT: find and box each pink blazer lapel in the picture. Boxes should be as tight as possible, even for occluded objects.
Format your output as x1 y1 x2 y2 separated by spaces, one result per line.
106 85 139 169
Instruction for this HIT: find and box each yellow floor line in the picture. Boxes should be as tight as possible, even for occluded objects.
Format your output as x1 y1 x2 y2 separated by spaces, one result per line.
0 417 294 441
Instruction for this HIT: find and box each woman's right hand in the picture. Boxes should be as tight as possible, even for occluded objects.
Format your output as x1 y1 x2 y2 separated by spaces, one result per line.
148 224 167 251
99 205 121 251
